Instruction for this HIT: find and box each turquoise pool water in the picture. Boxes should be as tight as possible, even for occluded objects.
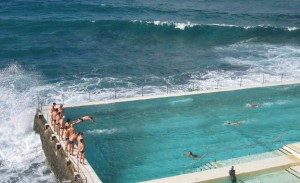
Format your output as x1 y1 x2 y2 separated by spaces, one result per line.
66 85 300 183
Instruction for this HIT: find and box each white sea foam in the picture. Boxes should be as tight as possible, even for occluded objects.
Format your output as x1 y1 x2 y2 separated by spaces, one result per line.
132 20 299 31
287 27 299 31
198 42 300 90
208 23 238 27
86 128 120 135
245 103 260 108
0 64 56 182
174 21 197 30
23 40 300 108
169 98 193 105
262 100 288 107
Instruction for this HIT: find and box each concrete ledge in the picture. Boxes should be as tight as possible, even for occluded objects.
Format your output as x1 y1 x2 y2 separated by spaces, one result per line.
45 123 50 129
56 143 61 150
35 109 102 183
50 134 56 141
58 81 300 108
34 109 85 183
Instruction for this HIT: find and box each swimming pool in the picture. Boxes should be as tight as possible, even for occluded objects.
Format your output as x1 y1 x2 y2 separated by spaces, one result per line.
66 84 300 183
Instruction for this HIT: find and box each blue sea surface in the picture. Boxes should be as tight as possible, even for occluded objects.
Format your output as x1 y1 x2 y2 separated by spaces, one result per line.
0 0 300 182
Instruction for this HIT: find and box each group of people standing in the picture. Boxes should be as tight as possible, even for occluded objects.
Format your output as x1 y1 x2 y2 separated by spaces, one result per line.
50 102 95 164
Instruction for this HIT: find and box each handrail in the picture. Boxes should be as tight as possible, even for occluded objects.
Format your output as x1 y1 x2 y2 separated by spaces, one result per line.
45 73 298 105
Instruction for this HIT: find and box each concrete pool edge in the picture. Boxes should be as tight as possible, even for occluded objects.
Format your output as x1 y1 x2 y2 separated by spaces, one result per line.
34 109 102 183
61 80 300 108
140 144 300 183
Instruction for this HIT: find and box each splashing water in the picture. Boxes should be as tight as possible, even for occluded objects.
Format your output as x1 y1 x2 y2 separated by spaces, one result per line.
0 64 56 183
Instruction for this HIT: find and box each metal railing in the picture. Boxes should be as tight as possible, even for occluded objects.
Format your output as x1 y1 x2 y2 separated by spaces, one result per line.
48 73 298 105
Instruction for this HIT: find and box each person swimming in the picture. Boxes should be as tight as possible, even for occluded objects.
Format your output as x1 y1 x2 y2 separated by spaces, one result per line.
227 122 242 126
184 151 205 158
226 120 246 126
246 103 260 108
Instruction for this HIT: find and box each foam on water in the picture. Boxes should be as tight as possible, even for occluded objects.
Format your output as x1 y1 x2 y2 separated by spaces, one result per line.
169 98 193 105
41 41 300 105
262 100 288 107
86 129 120 135
0 64 56 183
133 20 300 31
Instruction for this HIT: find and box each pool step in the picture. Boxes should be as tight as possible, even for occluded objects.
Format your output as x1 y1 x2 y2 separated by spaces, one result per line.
286 167 300 180
282 143 300 159
210 161 222 168
289 166 300 177
198 162 216 171
279 148 292 155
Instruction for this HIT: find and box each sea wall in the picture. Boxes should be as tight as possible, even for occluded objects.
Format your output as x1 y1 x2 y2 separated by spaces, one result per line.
34 109 83 183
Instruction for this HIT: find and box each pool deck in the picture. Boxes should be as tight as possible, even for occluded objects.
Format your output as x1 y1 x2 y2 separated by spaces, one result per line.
62 80 300 108
41 110 102 183
141 144 300 183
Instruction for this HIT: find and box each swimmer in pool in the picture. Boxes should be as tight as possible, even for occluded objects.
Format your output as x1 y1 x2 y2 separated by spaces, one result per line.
227 121 244 126
246 103 260 108
250 103 259 108
184 151 205 158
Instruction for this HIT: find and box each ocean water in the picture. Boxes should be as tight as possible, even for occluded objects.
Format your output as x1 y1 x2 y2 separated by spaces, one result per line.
0 0 300 182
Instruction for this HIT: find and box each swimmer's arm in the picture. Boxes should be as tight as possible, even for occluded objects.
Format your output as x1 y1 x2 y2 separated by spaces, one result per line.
198 154 206 158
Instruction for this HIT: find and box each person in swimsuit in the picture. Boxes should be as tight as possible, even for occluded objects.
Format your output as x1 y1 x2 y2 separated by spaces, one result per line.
67 124 75 135
66 124 75 153
63 125 70 151
55 111 62 134
227 122 242 126
59 116 66 137
246 103 260 108
51 108 58 127
77 132 84 158
184 151 205 158
186 151 197 158
68 132 78 156
50 102 56 114
72 116 95 125
58 104 64 115
78 139 85 164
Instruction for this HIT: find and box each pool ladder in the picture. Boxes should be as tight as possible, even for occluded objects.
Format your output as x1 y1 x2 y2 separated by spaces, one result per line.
199 162 217 171
277 148 300 181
